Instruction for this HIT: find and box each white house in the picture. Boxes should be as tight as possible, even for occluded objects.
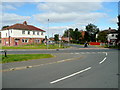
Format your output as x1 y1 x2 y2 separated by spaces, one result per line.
1 21 46 46
96 27 118 46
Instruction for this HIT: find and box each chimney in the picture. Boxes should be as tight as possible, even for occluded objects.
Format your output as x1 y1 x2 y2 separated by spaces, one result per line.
23 21 27 25
109 27 111 30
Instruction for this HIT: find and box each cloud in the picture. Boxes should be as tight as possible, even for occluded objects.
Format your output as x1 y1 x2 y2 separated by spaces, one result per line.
37 2 103 13
33 12 107 24
1 0 119 2
109 17 118 24
2 4 17 11
1 13 31 26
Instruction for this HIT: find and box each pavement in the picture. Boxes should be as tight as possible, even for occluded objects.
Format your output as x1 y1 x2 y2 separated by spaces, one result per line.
1 44 119 88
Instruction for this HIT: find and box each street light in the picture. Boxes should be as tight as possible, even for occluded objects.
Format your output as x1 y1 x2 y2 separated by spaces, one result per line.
47 19 49 49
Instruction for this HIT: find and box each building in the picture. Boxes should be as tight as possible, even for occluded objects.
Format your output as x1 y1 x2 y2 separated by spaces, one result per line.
61 36 72 42
96 27 118 46
1 21 46 46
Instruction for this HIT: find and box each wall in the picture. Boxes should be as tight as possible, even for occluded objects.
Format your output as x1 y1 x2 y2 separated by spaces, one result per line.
1 29 45 38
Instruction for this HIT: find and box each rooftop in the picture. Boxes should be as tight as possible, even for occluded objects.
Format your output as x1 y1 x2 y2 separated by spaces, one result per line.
2 21 46 32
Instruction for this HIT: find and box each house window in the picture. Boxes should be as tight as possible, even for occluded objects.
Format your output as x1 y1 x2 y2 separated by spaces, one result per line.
11 30 12 33
22 30 25 34
37 32 39 35
28 31 30 35
22 39 29 43
112 34 114 37
33 31 35 35
35 39 40 43
41 32 43 35
6 33 7 37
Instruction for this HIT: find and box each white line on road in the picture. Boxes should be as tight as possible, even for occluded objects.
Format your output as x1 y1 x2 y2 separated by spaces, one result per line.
50 67 91 84
106 52 108 56
99 57 107 64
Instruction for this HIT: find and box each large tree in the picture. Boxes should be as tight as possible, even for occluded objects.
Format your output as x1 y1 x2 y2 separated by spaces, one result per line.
63 28 81 43
73 28 81 41
63 28 74 37
54 34 59 42
97 31 107 42
85 23 99 42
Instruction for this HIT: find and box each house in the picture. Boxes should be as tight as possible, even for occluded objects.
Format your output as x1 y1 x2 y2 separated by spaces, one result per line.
96 27 118 46
1 21 46 46
61 36 72 42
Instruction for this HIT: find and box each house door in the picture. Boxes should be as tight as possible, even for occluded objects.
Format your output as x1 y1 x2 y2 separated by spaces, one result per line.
15 42 18 45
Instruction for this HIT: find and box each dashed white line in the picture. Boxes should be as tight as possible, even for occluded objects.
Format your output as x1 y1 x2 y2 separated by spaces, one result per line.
106 52 108 56
50 67 92 84
99 57 107 64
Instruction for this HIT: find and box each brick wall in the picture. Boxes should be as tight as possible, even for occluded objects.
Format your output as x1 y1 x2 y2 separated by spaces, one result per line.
1 37 44 46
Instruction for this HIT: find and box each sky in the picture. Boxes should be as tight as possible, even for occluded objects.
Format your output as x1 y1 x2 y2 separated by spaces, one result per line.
0 0 119 37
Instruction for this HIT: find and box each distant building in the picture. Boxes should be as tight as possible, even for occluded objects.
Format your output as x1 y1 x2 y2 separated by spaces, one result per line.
1 21 46 46
96 27 118 46
80 31 89 40
61 37 72 42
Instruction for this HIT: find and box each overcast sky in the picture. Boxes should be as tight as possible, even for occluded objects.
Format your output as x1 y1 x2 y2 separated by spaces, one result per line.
1 0 119 37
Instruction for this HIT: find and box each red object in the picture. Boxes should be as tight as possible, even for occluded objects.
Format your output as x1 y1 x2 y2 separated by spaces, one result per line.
89 42 100 45
2 21 46 32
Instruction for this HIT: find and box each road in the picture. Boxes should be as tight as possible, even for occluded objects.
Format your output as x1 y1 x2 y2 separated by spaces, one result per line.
2 44 119 88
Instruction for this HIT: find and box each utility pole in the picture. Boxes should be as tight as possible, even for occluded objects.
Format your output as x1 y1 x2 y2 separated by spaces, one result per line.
47 19 49 49
8 29 10 46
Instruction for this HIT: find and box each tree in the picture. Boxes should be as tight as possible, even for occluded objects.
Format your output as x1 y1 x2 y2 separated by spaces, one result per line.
54 34 59 42
2 25 9 29
73 28 82 42
118 15 120 42
97 31 107 42
85 23 99 42
63 28 82 43
63 28 74 37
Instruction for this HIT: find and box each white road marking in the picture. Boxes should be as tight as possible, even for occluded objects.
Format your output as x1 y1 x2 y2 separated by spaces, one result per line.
106 52 108 56
99 57 107 64
75 53 79 54
50 67 91 84
81 52 85 54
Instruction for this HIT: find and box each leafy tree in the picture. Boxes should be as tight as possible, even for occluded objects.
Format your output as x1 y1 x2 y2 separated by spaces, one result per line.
63 28 74 37
118 15 120 41
2 25 9 29
73 28 82 42
85 23 99 42
54 34 59 41
97 31 107 42
63 28 82 43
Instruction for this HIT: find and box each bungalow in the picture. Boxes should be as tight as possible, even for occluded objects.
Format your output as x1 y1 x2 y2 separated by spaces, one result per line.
1 21 46 46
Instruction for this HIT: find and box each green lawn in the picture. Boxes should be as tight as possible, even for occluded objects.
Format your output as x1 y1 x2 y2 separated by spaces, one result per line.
2 44 68 49
1 54 54 63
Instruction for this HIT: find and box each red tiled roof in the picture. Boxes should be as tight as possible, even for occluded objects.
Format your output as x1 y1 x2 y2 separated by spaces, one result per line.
101 29 118 34
2 21 46 32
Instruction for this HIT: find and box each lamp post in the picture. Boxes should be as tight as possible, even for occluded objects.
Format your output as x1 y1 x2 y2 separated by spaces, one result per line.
8 29 10 46
47 19 49 49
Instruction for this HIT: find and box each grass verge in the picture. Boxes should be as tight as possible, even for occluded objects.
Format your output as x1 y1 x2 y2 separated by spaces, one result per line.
2 44 69 49
0 54 54 63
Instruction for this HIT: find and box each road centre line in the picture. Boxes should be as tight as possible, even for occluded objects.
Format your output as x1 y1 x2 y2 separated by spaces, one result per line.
50 67 92 84
99 57 107 64
106 52 108 56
